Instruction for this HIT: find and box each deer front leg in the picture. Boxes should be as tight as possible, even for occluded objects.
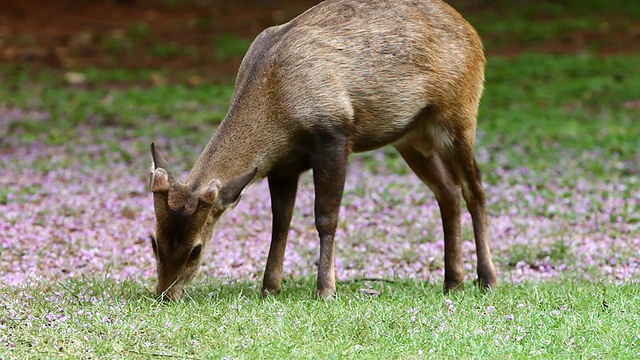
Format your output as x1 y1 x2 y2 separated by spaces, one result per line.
312 133 349 299
262 175 299 297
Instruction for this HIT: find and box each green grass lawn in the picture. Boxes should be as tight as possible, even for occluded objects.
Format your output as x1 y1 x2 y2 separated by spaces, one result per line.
2 1 640 358
1 52 639 359
2 53 639 176
2 280 639 358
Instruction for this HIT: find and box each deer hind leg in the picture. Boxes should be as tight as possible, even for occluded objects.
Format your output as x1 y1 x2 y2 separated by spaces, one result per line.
457 151 497 290
311 132 349 299
262 175 299 297
441 119 498 290
395 142 465 292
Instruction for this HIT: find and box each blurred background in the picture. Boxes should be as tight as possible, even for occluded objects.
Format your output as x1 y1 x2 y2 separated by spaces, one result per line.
1 0 639 81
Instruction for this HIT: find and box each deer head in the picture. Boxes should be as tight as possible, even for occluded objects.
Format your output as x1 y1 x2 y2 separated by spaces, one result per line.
149 143 256 301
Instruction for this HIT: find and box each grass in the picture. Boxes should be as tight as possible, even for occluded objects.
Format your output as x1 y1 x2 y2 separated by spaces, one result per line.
0 65 233 160
481 54 640 176
147 42 182 59
2 55 638 173
1 54 639 357
2 1 640 358
213 34 255 62
453 0 640 52
2 279 639 359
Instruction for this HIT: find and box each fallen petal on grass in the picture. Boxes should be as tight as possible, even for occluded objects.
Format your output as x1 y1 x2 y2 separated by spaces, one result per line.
1 114 639 289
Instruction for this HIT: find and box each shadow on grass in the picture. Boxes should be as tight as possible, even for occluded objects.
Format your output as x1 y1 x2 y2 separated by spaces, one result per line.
32 274 496 307
180 276 449 303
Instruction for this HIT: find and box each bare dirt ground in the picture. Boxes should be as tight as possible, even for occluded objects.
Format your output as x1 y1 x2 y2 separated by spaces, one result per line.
0 0 317 75
1 0 639 78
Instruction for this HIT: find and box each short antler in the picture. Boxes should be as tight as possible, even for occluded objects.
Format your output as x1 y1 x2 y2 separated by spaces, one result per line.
150 143 174 182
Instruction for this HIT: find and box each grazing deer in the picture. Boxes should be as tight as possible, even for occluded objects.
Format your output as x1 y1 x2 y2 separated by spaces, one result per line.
149 0 497 301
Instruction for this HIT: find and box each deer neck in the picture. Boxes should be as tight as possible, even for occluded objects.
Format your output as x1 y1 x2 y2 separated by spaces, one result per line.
186 113 280 188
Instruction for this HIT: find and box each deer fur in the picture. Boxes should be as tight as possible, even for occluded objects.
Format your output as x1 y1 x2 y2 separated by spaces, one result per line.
149 0 498 301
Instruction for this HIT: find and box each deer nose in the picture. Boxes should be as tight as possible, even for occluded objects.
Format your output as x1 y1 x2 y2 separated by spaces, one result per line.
156 285 183 301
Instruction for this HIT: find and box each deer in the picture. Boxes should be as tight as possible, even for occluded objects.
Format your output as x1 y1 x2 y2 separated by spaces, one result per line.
149 0 498 301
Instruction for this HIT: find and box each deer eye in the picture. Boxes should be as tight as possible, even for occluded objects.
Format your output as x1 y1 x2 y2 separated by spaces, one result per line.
189 244 202 261
149 235 158 255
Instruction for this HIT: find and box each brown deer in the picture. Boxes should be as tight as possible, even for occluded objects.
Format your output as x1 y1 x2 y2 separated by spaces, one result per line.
149 0 498 301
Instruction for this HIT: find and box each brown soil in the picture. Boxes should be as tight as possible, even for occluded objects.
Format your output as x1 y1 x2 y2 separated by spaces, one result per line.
0 0 316 76
1 0 639 79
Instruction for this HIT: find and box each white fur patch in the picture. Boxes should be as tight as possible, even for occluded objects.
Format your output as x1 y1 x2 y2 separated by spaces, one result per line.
429 125 453 152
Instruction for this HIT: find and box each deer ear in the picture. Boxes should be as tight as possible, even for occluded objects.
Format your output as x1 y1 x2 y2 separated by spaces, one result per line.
218 168 258 207
199 179 221 205
151 168 170 193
